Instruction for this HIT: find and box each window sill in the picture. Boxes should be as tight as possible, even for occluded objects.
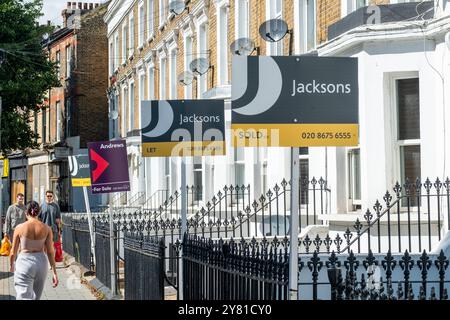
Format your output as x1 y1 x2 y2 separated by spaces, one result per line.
138 45 144 51
128 53 134 61
159 23 165 31
147 34 155 43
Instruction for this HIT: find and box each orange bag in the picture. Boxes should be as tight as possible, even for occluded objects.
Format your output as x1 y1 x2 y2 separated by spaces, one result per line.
0 235 11 256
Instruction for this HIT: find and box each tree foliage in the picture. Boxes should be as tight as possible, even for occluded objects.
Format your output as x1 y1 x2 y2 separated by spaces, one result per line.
0 0 59 156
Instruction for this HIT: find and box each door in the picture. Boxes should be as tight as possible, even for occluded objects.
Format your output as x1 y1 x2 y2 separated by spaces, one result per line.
11 181 25 203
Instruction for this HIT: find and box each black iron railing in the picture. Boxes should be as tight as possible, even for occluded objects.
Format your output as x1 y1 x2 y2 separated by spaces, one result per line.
123 232 165 300
299 249 450 300
183 235 289 300
71 218 93 271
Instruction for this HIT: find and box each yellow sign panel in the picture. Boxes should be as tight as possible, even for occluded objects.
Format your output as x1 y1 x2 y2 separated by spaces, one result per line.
71 178 91 187
142 141 226 157
231 124 359 147
2 159 8 177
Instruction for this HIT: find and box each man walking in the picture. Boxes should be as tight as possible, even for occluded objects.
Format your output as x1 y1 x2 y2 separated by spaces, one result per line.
39 190 61 242
3 193 26 239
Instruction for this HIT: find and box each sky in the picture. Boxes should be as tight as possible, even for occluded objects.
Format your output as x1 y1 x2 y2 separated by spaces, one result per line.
39 0 108 27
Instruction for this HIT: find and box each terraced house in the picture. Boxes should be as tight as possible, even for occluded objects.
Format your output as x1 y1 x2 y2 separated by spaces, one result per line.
105 0 450 251
25 2 109 211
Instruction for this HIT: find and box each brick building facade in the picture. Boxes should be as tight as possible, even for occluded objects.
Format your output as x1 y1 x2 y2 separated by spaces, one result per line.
26 2 109 210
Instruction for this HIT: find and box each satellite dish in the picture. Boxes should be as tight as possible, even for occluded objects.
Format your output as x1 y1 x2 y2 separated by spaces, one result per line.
108 110 119 120
178 71 195 86
230 38 256 56
259 19 289 42
169 0 186 15
189 57 210 76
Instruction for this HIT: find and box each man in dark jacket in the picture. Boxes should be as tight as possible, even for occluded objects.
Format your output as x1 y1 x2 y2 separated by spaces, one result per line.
39 190 61 242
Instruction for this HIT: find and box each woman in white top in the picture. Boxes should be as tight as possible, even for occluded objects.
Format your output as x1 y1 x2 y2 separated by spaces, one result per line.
10 201 59 300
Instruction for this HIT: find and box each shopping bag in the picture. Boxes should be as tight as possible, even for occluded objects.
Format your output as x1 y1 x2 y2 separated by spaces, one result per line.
54 239 63 262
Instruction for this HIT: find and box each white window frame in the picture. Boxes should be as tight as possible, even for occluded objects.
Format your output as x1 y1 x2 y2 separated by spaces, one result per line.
128 80 135 133
148 62 155 100
159 55 167 99
296 0 316 54
169 47 178 99
386 72 421 192
56 101 62 142
121 85 128 137
235 0 249 40
56 50 61 80
122 24 128 65
266 0 283 55
138 1 145 49
159 0 167 29
114 32 120 72
147 0 155 40
393 75 421 185
347 146 362 208
216 1 229 85
341 0 367 17
109 40 114 75
139 70 146 130
129 14 135 58
183 32 193 99
196 19 208 96
66 45 72 78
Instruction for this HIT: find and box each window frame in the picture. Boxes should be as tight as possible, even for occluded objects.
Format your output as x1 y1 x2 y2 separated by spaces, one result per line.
147 0 155 40
138 1 145 49
122 23 128 65
235 0 249 40
129 14 135 58
128 80 135 133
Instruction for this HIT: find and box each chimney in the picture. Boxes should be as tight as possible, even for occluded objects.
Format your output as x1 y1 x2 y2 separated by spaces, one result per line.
83 3 87 10
67 2 71 8
78 2 82 9
89 3 93 9
47 20 51 26
95 3 99 8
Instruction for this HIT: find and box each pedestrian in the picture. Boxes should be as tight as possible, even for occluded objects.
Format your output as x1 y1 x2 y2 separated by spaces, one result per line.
3 193 26 240
10 201 59 300
39 190 61 243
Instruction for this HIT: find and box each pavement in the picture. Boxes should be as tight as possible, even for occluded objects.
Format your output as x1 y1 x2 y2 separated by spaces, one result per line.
0 255 98 300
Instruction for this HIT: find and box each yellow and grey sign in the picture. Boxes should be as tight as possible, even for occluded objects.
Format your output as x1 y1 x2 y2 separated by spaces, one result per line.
231 56 359 147
141 100 225 157
68 155 91 187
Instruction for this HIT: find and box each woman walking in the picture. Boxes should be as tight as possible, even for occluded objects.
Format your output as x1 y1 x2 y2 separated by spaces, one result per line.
9 201 59 300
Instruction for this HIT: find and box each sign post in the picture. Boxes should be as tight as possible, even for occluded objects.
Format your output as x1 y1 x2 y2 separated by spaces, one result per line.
69 154 96 267
231 55 359 300
87 140 130 297
141 99 225 300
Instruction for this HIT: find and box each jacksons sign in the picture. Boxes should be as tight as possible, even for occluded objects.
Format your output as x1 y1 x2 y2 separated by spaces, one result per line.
231 56 359 147
141 100 225 157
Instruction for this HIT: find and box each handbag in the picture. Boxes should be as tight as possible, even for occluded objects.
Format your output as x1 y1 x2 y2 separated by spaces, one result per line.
54 237 63 262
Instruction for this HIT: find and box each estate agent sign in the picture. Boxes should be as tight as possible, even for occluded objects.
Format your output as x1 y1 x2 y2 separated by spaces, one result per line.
87 140 130 194
141 100 225 157
231 56 359 147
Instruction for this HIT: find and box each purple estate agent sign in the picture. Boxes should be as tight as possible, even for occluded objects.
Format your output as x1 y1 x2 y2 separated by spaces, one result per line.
87 140 130 194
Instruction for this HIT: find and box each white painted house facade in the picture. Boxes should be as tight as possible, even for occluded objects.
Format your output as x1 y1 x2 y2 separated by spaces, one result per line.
103 0 450 238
